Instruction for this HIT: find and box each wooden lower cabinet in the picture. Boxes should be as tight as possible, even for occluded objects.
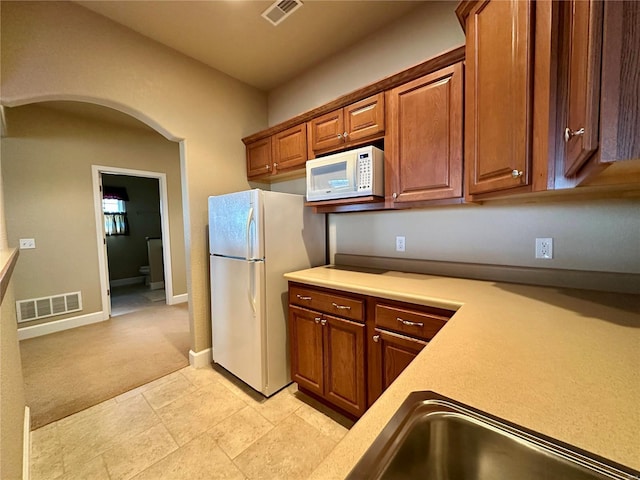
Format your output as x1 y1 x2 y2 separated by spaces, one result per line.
288 305 366 417
324 314 366 416
377 329 428 391
289 306 324 397
288 283 452 417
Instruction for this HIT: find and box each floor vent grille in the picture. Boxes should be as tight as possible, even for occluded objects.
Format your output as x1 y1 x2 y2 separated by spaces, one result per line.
262 0 303 26
17 292 82 323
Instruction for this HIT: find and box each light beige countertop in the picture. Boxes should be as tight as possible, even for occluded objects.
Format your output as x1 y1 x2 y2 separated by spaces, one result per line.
284 265 640 478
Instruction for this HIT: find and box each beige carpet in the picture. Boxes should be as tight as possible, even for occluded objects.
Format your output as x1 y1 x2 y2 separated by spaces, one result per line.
20 303 190 430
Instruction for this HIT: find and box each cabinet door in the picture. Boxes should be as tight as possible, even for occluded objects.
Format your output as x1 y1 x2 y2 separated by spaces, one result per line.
246 137 272 178
273 124 307 173
386 63 463 203
309 109 344 152
563 0 603 176
323 314 366 417
465 0 533 195
377 329 427 391
289 306 324 397
344 93 385 143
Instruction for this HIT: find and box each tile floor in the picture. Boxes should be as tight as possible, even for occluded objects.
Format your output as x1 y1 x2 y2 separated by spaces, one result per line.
30 365 353 480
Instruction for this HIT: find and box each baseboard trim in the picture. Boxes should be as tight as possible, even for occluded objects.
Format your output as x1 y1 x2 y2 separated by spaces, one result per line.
17 311 108 340
110 276 144 287
189 348 212 369
335 254 640 294
23 406 30 480
149 281 165 290
170 293 188 305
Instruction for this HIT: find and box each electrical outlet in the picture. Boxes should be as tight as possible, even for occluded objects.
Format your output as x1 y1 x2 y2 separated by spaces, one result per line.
396 236 406 252
535 238 553 259
19 238 36 249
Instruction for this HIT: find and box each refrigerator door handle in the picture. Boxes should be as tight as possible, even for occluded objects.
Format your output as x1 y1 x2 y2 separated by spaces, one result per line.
245 206 254 260
248 261 257 315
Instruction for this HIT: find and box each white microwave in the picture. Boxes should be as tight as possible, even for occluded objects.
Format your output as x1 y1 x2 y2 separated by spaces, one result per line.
306 146 384 202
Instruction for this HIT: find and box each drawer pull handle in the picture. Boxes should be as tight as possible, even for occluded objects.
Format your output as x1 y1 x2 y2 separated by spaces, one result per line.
373 335 380 343
296 295 312 301
314 317 321 324
397 317 423 327
332 302 351 310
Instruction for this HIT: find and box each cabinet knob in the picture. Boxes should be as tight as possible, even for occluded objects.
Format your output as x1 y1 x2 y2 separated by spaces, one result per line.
314 317 321 324
564 127 585 142
343 131 348 138
273 162 278 168
320 319 327 326
373 335 380 343
392 193 398 199
265 165 270 170
511 170 523 178
337 133 343 139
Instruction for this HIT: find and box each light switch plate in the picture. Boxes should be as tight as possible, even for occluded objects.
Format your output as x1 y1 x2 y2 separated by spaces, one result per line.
19 238 36 249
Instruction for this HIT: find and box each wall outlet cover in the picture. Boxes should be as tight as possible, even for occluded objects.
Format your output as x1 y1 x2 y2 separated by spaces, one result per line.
535 237 553 259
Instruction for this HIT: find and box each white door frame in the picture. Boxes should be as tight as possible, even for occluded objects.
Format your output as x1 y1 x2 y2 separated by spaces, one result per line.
92 165 175 315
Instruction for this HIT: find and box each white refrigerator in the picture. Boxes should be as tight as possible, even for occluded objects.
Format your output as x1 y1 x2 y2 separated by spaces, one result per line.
208 189 325 396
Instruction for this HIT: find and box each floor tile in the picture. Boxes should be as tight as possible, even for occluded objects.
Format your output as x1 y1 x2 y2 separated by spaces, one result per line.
55 398 118 428
58 395 160 469
294 402 350 443
115 371 183 403
208 405 274 459
31 423 64 480
131 432 246 480
233 414 336 480
156 380 246 446
102 423 178 480
56 455 110 480
179 365 219 389
249 387 304 424
142 373 197 410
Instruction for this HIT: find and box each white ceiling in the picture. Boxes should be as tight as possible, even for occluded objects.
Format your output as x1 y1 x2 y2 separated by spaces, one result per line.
74 0 427 91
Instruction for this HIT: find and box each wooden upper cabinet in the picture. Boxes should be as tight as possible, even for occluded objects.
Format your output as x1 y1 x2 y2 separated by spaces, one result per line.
595 0 640 164
245 123 307 180
309 93 384 154
246 137 272 179
386 63 463 204
308 109 344 152
461 0 534 196
344 94 385 143
563 0 603 177
272 123 307 173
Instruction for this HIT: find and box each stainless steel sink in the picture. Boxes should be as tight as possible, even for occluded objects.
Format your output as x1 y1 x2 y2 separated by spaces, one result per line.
347 391 639 480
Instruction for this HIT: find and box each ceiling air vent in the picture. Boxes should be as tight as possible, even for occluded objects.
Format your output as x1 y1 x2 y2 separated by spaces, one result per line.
262 0 303 26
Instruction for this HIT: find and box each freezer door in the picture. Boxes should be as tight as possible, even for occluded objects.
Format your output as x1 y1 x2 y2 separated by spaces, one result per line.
210 255 266 393
208 189 263 259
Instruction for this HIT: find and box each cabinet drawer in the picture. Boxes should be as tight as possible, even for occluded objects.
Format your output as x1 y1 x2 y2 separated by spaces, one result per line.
289 285 364 322
375 304 449 341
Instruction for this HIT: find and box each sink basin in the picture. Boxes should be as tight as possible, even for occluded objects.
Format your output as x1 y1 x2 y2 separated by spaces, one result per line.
347 391 639 480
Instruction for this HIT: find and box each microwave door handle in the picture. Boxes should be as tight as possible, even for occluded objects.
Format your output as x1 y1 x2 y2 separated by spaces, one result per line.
245 206 254 260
